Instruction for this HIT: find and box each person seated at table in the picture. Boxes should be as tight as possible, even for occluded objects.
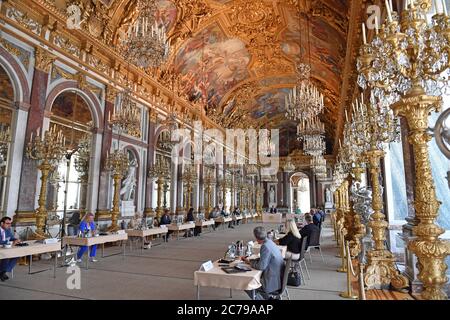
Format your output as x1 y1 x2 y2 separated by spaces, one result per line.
269 205 277 213
67 211 80 236
300 214 320 249
318 207 326 222
159 209 172 241
76 213 98 263
232 207 241 226
295 206 302 215
184 208 197 237
220 206 234 229
313 209 322 227
0 217 21 281
277 219 301 260
209 206 220 230
241 226 284 300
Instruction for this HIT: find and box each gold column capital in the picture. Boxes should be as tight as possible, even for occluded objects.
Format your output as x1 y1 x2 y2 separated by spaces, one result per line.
34 47 55 73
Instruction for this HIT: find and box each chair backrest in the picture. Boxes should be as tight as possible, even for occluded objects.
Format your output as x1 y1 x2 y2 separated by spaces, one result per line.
281 258 292 293
308 227 321 247
299 236 308 260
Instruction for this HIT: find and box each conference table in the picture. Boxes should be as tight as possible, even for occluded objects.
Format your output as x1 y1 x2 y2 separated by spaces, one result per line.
252 243 287 258
214 216 233 229
262 213 283 223
167 222 195 240
195 219 215 234
63 233 128 269
0 240 61 278
194 259 262 300
126 227 168 253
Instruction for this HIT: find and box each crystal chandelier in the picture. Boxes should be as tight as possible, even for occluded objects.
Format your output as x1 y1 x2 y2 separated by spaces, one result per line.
122 0 170 68
110 88 141 137
298 178 308 192
285 69 324 121
297 115 325 140
303 134 325 157
311 155 327 178
285 13 324 121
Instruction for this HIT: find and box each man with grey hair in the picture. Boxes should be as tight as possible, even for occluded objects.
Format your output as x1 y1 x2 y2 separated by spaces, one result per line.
242 226 284 300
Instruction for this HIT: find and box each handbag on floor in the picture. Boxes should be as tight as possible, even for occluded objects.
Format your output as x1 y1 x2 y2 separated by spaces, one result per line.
287 270 301 287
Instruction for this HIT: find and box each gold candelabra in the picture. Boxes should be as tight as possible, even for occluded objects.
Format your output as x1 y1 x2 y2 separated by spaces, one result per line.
105 149 129 232
203 166 215 215
26 126 65 239
182 164 197 211
148 157 171 219
357 0 450 298
0 126 11 178
109 88 141 138
74 134 91 213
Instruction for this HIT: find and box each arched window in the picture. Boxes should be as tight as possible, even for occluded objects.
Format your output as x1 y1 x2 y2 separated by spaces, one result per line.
48 91 93 218
290 172 310 214
0 65 14 215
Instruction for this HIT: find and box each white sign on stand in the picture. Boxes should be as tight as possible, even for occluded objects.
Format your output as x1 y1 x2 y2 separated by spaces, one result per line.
199 260 214 272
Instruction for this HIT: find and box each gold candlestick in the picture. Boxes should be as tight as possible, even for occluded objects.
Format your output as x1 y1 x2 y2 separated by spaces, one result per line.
105 149 129 232
26 126 65 239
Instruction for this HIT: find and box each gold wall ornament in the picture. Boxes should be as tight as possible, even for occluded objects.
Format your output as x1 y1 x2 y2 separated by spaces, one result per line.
105 149 129 232
182 164 197 211
26 126 65 239
34 47 56 73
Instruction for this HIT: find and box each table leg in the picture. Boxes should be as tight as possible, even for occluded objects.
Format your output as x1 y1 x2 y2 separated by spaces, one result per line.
197 285 200 300
102 243 105 258
28 255 32 274
177 231 179 240
142 237 144 254
54 253 57 279
230 288 232 298
122 241 126 259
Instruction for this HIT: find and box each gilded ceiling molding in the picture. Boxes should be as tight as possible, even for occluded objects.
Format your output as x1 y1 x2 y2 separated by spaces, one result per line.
333 0 364 157
310 0 349 36
34 47 55 72
169 0 213 42
0 38 30 68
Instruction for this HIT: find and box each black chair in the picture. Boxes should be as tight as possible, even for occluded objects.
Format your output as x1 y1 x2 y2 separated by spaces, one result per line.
291 236 310 283
305 228 325 264
270 258 291 300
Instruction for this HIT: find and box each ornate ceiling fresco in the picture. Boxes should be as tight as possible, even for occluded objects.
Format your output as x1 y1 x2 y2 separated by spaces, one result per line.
45 0 362 156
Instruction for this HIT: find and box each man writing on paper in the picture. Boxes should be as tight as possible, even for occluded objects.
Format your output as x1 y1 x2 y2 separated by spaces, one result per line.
241 226 284 300
0 217 21 281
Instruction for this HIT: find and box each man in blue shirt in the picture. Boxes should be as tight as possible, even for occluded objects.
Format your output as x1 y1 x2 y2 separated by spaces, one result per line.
0 216 21 281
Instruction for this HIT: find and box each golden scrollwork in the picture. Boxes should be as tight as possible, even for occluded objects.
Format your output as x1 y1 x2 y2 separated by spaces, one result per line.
34 47 56 73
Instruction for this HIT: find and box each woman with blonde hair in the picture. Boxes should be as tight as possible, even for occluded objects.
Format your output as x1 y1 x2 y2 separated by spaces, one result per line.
278 219 302 259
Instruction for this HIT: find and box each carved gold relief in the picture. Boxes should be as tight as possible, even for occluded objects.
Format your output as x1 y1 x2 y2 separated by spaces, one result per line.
34 47 56 72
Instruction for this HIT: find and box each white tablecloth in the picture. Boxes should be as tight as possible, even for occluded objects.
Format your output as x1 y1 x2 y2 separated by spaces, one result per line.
194 260 262 290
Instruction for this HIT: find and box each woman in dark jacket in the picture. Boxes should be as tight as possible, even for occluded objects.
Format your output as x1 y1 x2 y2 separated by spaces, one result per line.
185 208 198 237
278 219 302 259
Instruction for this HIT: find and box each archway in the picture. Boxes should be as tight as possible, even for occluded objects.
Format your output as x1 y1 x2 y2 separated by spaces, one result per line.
0 64 14 215
48 91 94 223
290 172 310 214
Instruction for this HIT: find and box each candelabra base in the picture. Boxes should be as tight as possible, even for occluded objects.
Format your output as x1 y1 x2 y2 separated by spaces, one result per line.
364 249 409 290
337 267 347 273
28 230 48 240
107 225 119 233
339 291 358 299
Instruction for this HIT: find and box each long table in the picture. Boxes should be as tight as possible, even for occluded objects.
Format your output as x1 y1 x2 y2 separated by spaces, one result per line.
125 227 168 253
252 243 287 258
63 233 128 269
214 216 232 229
262 213 282 223
167 223 195 240
194 259 262 300
0 241 61 278
195 220 215 234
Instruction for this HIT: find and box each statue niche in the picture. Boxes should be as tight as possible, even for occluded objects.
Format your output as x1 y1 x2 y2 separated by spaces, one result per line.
120 153 137 217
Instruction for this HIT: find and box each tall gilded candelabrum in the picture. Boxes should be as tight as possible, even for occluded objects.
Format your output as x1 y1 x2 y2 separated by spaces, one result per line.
148 158 170 219
256 184 263 213
26 126 65 239
358 0 450 298
105 149 129 232
182 164 197 211
203 167 215 215
341 109 367 258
